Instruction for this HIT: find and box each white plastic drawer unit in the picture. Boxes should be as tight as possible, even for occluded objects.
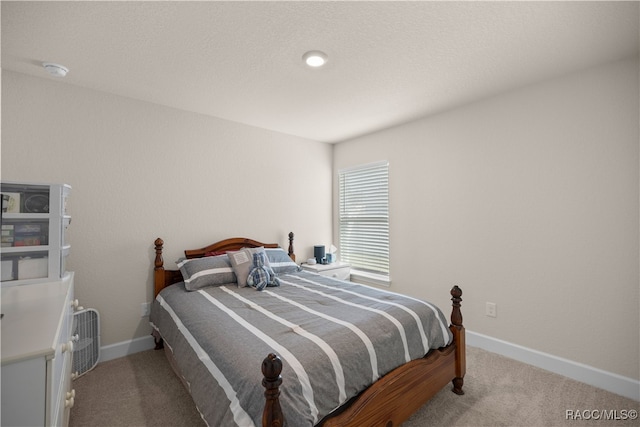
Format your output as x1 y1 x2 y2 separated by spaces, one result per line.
1 182 71 286
1 272 76 427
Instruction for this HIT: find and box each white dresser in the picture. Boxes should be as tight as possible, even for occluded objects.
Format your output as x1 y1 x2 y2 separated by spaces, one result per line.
301 261 351 281
1 272 76 427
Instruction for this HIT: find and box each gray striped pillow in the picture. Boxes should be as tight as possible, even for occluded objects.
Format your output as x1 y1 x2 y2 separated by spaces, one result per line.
178 255 236 291
265 248 301 274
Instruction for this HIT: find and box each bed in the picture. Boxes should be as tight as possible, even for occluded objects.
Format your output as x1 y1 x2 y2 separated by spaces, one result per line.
150 233 465 427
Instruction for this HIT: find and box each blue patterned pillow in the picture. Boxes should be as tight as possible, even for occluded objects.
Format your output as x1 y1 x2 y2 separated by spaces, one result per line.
264 248 301 274
177 254 236 291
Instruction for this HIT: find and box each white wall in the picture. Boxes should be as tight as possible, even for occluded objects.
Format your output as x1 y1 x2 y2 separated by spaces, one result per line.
1 70 333 347
3 56 638 384
334 57 639 381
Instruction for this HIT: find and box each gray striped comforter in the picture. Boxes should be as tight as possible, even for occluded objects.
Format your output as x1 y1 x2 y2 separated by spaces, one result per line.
150 271 452 427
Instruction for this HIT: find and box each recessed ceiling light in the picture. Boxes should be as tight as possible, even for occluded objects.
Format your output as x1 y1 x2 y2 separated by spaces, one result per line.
303 51 328 68
42 62 69 77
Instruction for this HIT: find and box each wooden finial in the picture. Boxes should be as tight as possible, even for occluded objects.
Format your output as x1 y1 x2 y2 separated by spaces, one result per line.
262 353 284 427
450 285 463 327
288 232 295 262
154 238 164 269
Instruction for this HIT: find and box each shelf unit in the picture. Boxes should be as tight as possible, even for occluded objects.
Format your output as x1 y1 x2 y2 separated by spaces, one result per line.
1 182 71 286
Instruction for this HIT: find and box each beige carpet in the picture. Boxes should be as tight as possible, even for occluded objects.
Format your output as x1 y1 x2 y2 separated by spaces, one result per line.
69 346 638 427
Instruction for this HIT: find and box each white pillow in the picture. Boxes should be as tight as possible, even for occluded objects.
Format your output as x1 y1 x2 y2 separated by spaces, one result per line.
227 247 270 287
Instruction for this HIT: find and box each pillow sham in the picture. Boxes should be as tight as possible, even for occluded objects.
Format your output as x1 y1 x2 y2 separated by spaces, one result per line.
178 254 236 291
265 247 301 274
228 247 270 288
204 250 227 257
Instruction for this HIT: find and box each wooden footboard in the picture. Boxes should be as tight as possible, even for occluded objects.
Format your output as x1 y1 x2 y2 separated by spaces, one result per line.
261 286 465 427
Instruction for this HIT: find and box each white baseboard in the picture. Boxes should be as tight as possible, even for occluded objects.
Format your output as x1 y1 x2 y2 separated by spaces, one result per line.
467 330 640 402
99 335 156 363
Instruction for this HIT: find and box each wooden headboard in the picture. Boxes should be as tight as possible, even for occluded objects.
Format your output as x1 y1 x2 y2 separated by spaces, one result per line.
153 232 296 297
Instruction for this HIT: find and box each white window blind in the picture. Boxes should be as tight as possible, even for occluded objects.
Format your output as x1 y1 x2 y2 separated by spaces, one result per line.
338 161 389 277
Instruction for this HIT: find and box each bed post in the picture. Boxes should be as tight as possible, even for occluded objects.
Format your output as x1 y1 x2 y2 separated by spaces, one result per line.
450 285 466 395
262 353 284 427
287 232 295 262
153 238 166 350
154 238 166 298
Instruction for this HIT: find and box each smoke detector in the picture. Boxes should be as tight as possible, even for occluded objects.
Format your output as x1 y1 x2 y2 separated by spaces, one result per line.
42 62 69 77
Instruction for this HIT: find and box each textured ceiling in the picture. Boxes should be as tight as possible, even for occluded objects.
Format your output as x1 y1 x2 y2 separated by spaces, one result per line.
2 1 638 143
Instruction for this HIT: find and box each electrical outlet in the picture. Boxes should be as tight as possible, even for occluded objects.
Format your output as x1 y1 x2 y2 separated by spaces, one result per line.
140 302 151 317
486 302 497 318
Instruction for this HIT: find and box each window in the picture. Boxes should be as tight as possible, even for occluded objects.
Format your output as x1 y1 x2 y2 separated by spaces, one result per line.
338 161 390 280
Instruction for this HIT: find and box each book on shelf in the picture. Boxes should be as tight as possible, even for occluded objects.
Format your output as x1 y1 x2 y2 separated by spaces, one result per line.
6 223 45 247
14 236 42 246
1 194 8 213
1 192 21 213
14 224 41 234
1 225 14 247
